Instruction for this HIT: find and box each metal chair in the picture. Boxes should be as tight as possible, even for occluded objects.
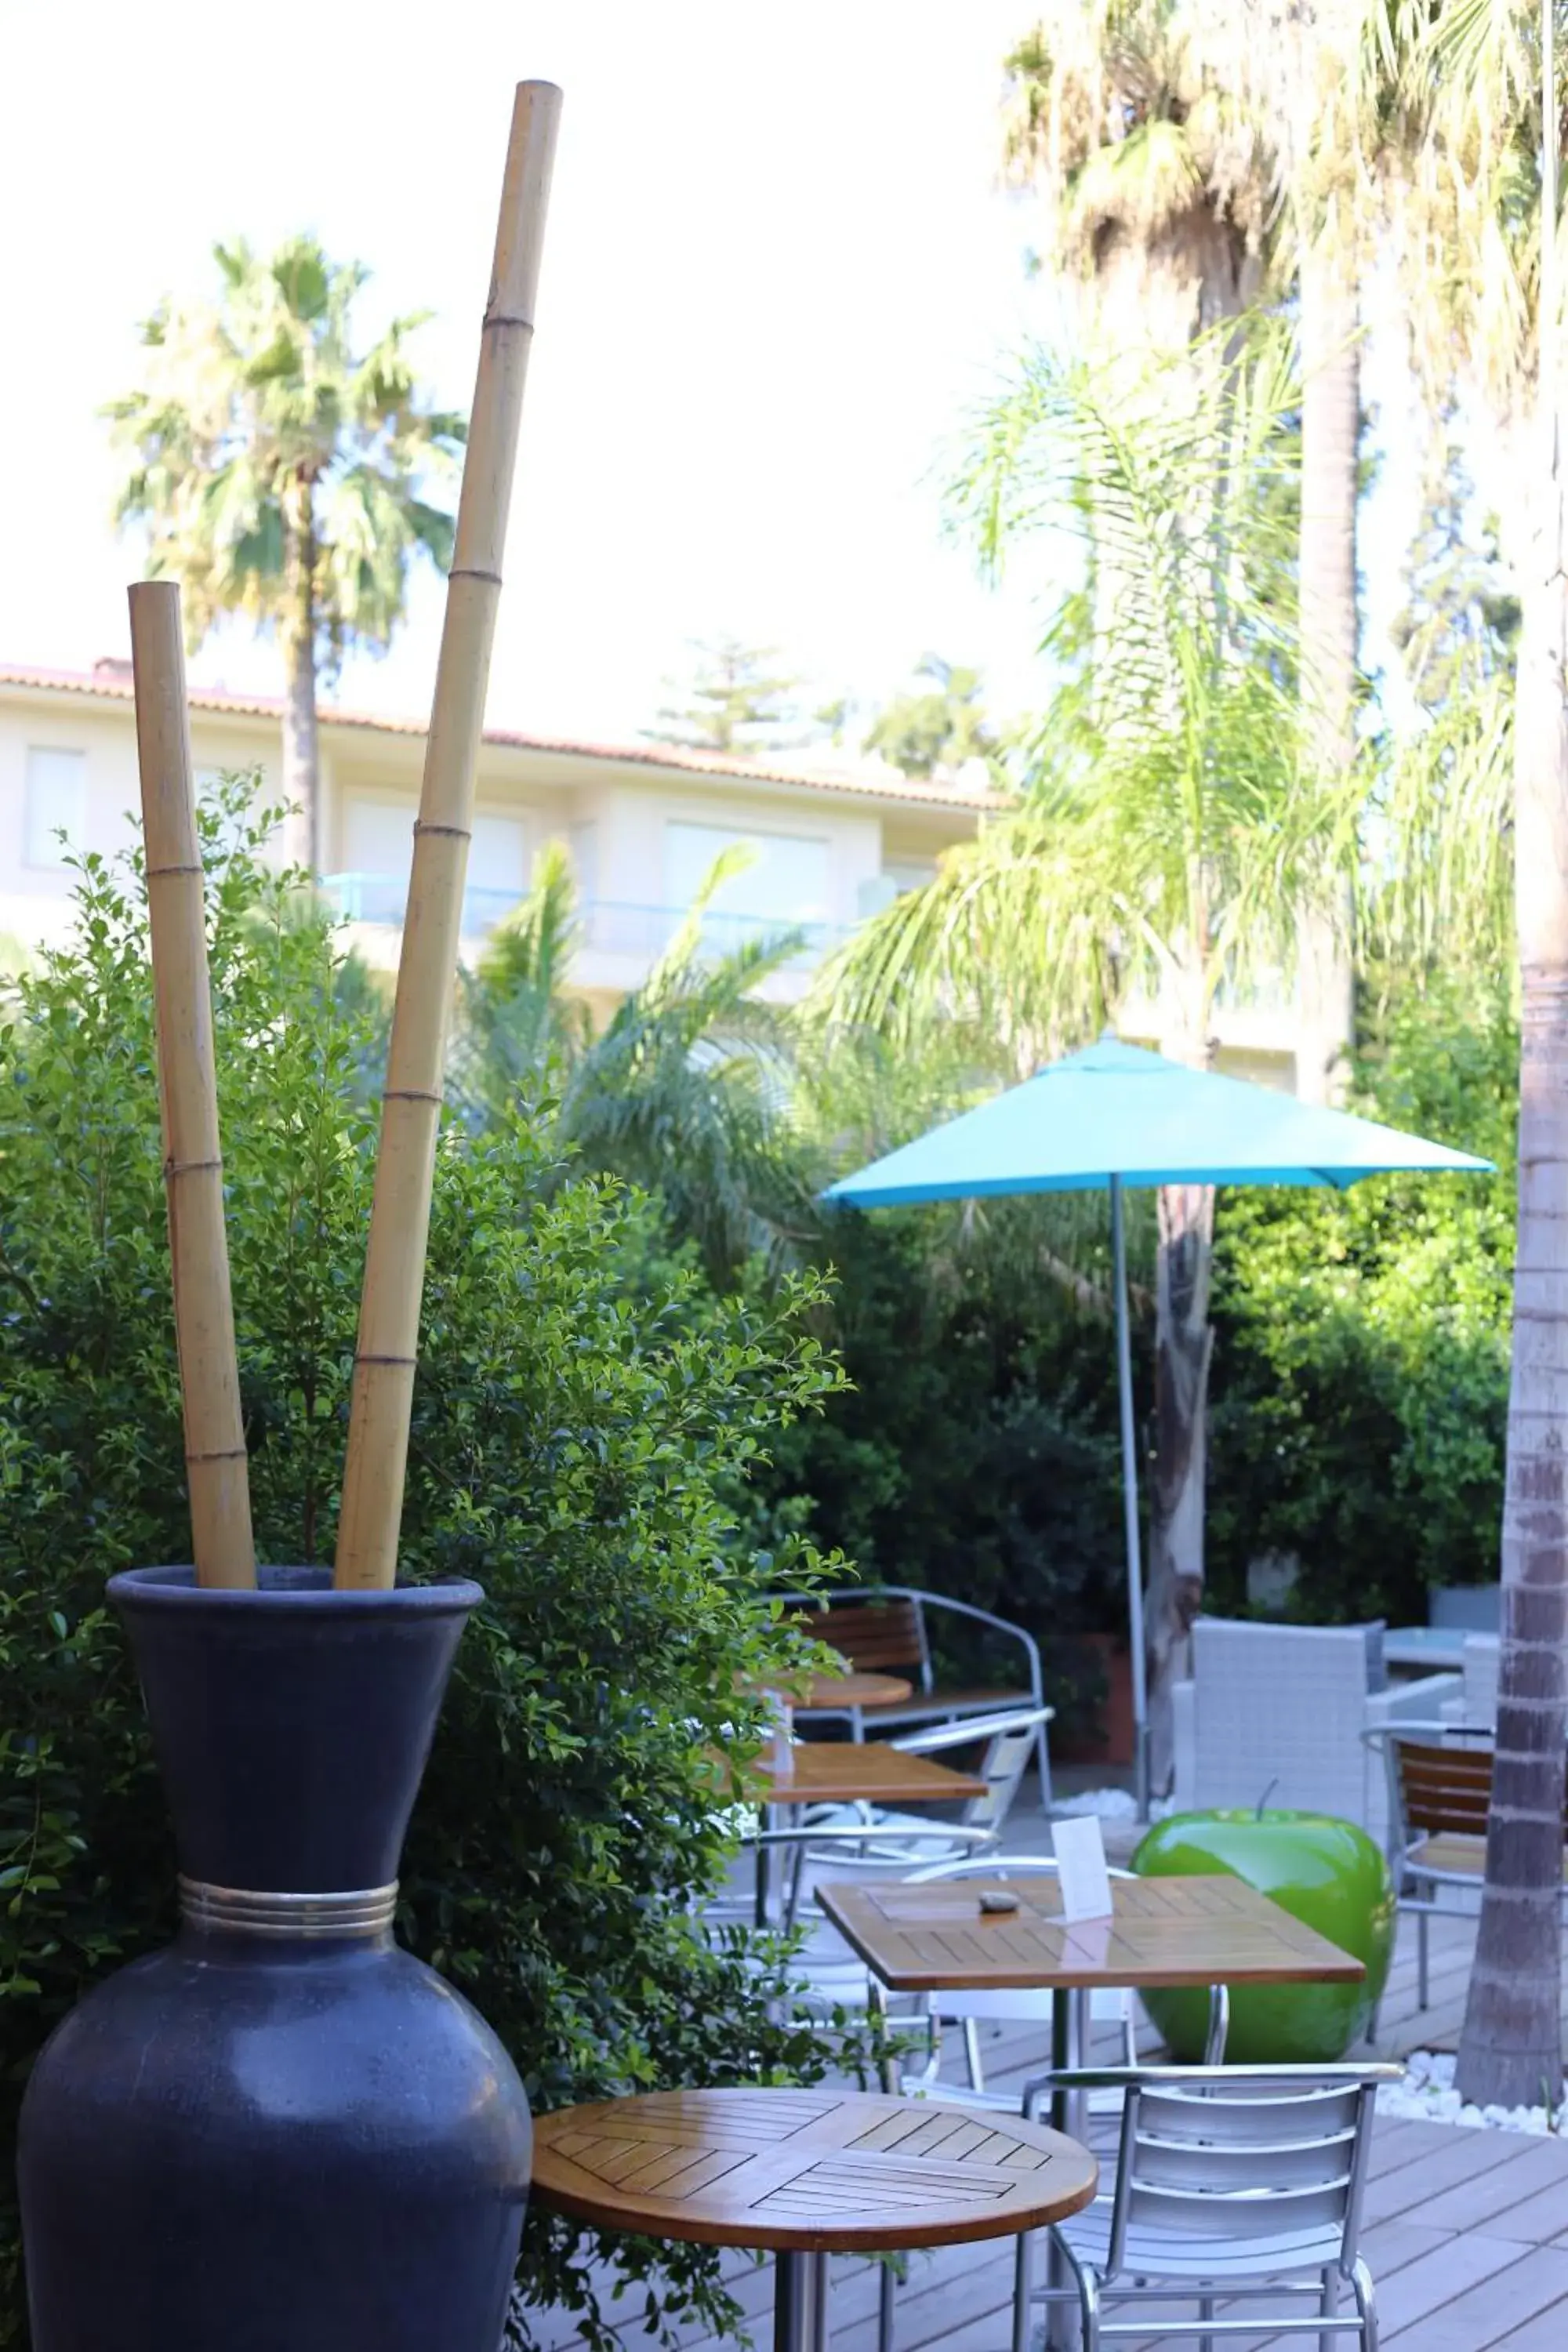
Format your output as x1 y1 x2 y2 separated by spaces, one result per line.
801 1706 1054 1875
1014 2062 1400 2352
699 1819 996 2003
1362 1720 1533 2009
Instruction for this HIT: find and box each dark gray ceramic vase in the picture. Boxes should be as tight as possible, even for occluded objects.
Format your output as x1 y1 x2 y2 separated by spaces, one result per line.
18 1566 532 2352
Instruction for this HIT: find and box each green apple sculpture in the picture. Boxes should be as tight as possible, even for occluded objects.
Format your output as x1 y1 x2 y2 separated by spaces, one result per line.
1131 1809 1396 2063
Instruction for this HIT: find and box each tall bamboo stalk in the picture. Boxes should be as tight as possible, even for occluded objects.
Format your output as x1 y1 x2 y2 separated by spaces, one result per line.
333 80 561 1590
129 579 256 1588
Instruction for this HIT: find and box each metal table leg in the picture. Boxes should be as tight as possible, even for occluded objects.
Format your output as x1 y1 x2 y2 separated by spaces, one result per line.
1044 1987 1088 2351
775 2248 829 2352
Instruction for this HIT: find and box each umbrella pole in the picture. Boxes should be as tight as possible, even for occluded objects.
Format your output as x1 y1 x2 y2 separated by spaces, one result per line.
1111 1176 1150 1820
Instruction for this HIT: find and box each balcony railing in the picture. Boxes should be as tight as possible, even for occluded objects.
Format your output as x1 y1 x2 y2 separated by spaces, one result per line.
318 874 851 965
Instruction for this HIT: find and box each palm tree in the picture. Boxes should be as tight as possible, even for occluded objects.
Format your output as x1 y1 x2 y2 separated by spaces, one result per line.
106 238 464 873
1368 0 1568 2114
1003 6 1388 1099
1000 6 1275 346
812 336 1347 1784
453 844 809 1284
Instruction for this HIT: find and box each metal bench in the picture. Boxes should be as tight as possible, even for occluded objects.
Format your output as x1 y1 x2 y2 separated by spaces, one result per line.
771 1585 1050 1801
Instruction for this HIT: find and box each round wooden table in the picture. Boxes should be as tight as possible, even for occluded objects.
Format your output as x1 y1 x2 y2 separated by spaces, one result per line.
739 1666 913 1714
791 1668 913 1712
532 2085 1098 2352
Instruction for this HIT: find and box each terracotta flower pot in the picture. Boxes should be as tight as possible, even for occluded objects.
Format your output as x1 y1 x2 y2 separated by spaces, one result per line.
19 1566 532 2352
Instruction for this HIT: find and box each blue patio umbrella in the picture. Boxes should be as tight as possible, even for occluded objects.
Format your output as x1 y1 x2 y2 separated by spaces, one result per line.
825 1036 1494 1815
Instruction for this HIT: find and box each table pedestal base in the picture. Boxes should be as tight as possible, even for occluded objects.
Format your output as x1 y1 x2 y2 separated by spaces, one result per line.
774 2249 829 2352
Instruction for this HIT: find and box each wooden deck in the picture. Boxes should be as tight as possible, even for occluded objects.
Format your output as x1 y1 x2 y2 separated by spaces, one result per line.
524 1795 1568 2350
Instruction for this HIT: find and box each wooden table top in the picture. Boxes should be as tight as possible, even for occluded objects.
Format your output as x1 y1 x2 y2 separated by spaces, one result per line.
745 1741 988 1807
531 2087 1098 2254
793 1669 914 1711
815 1872 1367 1993
739 1667 915 1711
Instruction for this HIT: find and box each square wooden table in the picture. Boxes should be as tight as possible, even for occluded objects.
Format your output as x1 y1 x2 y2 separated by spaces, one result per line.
746 1743 988 1809
815 1869 1366 1998
738 1742 989 1926
816 1871 1364 2131
818 1873 1366 2351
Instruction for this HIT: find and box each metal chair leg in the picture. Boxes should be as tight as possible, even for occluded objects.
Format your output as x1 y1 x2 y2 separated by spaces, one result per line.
1197 2289 1214 2352
1203 1984 1229 2065
1417 1903 1428 2011
963 2015 985 2091
878 2256 895 2352
1352 2256 1378 2351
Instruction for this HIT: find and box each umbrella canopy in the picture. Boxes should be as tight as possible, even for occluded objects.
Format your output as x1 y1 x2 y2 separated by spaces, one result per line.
825 1036 1494 1204
826 1036 1494 1816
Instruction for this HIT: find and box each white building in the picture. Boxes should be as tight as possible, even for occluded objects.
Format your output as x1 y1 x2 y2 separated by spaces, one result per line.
0 659 1342 1084
0 660 990 1022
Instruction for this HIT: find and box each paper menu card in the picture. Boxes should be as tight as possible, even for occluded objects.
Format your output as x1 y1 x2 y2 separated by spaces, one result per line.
1052 1813 1113 1922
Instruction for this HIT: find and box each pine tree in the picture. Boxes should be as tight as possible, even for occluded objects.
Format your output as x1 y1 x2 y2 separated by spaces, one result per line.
642 639 803 758
1391 427 1520 712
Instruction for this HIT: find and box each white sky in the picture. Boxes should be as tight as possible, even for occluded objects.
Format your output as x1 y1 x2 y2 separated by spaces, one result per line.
2 0 1435 750
1 0 1068 747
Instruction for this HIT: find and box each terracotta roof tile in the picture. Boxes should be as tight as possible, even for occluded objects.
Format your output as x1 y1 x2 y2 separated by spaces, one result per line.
0 662 1001 814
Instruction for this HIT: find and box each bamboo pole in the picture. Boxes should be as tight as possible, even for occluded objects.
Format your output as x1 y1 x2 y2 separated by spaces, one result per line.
129 580 256 1588
333 81 561 1590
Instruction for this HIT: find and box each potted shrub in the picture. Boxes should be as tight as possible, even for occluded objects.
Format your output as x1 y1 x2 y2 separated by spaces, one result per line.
19 89 560 2352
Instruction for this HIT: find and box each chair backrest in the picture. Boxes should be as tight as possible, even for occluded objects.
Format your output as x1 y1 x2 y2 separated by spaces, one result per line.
782 1593 931 1689
1462 1634 1501 1728
1391 1733 1493 1842
1107 2070 1383 2279
1190 1618 1383 1824
893 1707 1052 1832
1429 1583 1501 1634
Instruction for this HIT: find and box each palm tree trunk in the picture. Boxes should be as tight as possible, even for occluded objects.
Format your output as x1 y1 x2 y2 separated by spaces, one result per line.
1295 246 1358 1105
1458 0 1568 2111
1145 995 1217 1791
1146 1174 1216 1790
1457 554 1568 2114
279 485 319 877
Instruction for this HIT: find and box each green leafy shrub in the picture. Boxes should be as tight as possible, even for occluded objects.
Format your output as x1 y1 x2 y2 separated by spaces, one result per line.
0 811 868 2348
1206 982 1516 1624
757 1204 1127 1729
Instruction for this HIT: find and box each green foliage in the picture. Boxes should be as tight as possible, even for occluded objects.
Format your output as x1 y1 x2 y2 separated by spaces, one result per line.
1205 981 1515 1623
642 637 804 759
1390 423 1519 710
817 328 1347 1073
104 235 463 669
862 655 1000 782
1357 675 1515 1007
454 842 808 1286
0 804 871 2350
760 1206 1126 1675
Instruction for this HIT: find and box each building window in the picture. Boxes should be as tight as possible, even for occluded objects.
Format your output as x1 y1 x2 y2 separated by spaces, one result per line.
24 746 87 871
663 821 829 924
569 820 600 905
470 813 528 898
